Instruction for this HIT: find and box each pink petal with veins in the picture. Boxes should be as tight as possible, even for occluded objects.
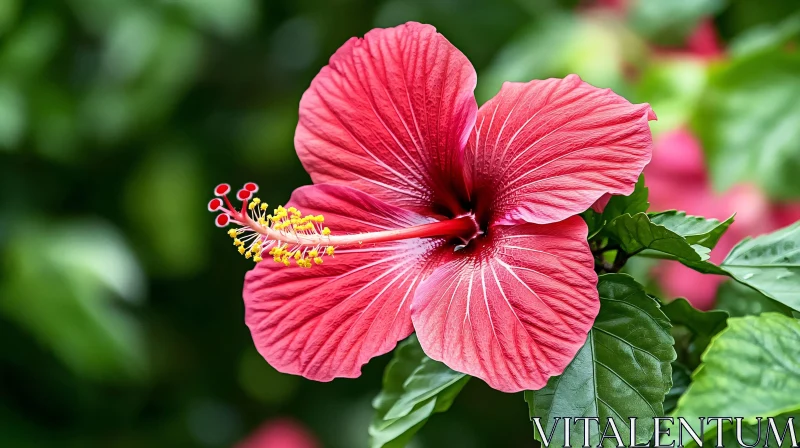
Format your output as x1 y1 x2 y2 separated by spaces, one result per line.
295 22 477 216
467 75 655 226
244 185 445 380
411 216 598 392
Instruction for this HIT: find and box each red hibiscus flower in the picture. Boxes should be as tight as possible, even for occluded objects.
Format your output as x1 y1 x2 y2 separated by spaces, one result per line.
209 23 655 392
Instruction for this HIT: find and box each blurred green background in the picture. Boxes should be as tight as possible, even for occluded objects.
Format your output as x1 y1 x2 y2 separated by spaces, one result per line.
1 0 799 446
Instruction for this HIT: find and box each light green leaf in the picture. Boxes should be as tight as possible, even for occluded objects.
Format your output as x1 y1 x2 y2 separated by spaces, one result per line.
715 414 799 448
0 220 147 381
694 50 800 200
671 314 800 440
719 221 800 312
369 336 469 448
527 274 675 447
649 211 734 249
714 280 794 318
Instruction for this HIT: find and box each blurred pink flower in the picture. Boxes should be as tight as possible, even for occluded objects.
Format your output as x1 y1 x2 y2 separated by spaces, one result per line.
645 129 800 309
236 419 319 448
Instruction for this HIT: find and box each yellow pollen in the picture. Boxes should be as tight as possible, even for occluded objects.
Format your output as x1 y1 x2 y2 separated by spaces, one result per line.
215 195 337 268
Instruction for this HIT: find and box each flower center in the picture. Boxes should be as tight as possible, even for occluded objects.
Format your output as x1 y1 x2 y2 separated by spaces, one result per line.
208 182 480 268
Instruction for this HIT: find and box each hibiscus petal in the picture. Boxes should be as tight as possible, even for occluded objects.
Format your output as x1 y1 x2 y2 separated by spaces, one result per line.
243 184 446 380
295 22 477 216
467 75 655 225
410 216 599 392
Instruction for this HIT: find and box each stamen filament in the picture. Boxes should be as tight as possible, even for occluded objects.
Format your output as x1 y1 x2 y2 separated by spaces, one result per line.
242 213 477 247
208 182 479 268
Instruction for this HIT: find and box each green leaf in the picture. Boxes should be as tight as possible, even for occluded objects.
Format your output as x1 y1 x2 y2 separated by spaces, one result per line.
608 213 709 261
716 414 799 448
664 363 692 415
663 298 728 368
730 12 800 58
0 220 147 381
714 280 794 318
694 50 800 200
527 274 675 447
671 313 800 439
648 211 734 249
369 335 469 448
719 221 800 312
628 0 726 46
583 175 649 238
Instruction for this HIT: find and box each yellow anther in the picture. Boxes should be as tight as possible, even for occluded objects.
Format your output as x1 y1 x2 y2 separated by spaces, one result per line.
308 249 318 257
238 246 246 255
293 251 301 260
253 255 263 262
245 251 252 259
261 203 268 211
282 257 290 267
248 202 257 210
228 229 237 238
252 198 261 205
258 217 267 226
326 246 335 256
322 227 331 236
233 238 243 246
314 257 323 265
316 215 324 223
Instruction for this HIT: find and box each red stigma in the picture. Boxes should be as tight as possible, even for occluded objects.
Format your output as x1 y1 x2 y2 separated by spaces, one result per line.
237 189 253 201
215 214 230 227
208 198 223 212
215 183 231 196
207 182 261 227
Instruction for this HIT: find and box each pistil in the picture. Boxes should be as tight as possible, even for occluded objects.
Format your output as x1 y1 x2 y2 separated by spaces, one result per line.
208 182 479 268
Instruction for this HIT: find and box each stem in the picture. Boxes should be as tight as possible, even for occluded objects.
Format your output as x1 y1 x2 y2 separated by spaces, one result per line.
242 213 479 248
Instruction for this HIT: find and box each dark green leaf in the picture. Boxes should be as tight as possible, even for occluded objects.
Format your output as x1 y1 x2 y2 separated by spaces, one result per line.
670 313 800 440
663 298 729 368
664 363 692 415
584 175 649 238
719 221 800 312
369 335 469 448
527 274 675 447
648 211 734 249
608 213 709 261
